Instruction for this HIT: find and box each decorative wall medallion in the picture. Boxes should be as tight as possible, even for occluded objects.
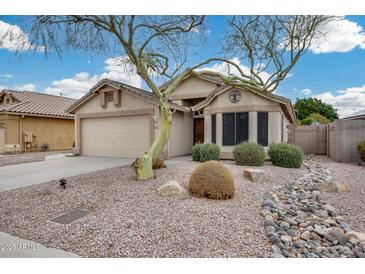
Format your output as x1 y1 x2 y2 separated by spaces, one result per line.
228 90 241 103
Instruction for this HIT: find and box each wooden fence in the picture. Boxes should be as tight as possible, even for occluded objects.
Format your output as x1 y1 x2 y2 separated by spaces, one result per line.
288 119 365 162
287 124 327 155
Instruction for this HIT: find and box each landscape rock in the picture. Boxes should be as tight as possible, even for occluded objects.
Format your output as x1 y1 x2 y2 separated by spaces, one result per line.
319 181 350 193
157 181 189 199
244 168 266 182
263 156 365 258
346 231 365 242
322 204 337 217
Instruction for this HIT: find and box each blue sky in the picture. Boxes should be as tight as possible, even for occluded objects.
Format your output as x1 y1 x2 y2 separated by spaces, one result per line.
1 15 365 117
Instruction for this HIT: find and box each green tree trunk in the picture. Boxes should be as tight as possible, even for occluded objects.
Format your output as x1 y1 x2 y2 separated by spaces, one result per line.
132 99 172 180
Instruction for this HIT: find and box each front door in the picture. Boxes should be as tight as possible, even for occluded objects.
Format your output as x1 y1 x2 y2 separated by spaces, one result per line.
194 118 204 144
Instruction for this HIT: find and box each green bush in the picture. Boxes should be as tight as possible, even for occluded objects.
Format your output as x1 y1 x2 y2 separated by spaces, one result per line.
357 139 365 162
199 143 221 162
192 143 202 161
232 142 266 166
192 143 220 162
269 143 304 168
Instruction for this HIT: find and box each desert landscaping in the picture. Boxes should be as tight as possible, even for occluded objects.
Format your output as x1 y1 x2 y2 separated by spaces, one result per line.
0 154 364 258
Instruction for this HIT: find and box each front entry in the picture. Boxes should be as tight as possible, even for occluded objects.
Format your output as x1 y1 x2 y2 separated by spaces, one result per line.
193 118 204 144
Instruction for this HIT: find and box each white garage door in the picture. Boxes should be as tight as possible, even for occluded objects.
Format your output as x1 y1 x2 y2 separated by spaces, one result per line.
81 115 150 158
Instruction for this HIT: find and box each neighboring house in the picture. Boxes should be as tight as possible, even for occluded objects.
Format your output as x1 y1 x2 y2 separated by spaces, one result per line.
343 109 365 120
68 76 295 159
0 89 76 153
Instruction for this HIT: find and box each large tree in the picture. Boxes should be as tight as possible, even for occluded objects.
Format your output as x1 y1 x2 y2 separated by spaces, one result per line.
12 15 334 180
294 97 339 122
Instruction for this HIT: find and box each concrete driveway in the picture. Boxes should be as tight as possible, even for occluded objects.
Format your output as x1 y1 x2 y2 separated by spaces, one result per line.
0 232 79 258
0 155 132 192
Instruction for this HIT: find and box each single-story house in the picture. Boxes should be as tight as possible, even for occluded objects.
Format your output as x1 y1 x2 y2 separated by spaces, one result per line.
0 89 76 153
69 75 295 159
343 109 365 120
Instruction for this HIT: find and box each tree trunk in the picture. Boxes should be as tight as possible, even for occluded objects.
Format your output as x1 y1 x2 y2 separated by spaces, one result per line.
132 99 171 180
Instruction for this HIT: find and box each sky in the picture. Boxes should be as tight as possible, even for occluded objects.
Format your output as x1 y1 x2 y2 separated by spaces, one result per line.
1 15 365 118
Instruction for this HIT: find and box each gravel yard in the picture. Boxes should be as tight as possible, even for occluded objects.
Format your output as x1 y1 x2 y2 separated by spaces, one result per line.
0 151 71 167
315 156 365 233
0 159 306 258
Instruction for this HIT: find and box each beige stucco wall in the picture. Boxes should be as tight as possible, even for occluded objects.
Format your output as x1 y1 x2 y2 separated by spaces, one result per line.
75 87 186 158
0 114 20 146
76 87 158 114
169 76 218 100
169 111 193 157
204 87 280 114
202 87 291 159
282 114 290 142
0 124 4 153
0 114 74 152
22 117 74 151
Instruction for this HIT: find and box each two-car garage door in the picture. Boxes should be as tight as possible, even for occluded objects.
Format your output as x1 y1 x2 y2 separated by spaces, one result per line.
81 115 150 158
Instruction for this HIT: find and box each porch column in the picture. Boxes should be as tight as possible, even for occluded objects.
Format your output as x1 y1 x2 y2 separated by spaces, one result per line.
204 115 211 143
249 111 257 142
216 113 223 146
269 112 282 144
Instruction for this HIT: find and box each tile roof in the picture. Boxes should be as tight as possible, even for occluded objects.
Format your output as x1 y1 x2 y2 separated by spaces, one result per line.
0 89 76 118
67 79 191 113
343 109 365 119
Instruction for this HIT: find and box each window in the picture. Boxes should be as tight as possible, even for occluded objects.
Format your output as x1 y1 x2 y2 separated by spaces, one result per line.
236 112 249 143
257 112 269 146
107 91 114 102
222 112 249 146
211 114 216 144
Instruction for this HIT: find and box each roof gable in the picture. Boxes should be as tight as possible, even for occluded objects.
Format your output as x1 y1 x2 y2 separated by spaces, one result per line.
192 85 296 122
68 79 190 113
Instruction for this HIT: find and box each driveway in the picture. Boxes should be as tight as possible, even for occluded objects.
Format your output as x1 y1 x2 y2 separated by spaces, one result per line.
0 232 79 258
0 155 132 191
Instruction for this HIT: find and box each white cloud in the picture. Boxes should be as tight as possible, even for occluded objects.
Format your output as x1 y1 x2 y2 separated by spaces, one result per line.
0 74 12 78
301 88 312 95
44 56 142 99
310 18 365 54
15 83 37 91
196 57 272 84
315 84 365 118
0 20 35 52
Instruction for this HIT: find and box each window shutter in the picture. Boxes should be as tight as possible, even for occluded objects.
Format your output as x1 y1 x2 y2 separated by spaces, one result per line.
257 112 268 146
223 113 235 146
211 114 216 144
236 112 249 144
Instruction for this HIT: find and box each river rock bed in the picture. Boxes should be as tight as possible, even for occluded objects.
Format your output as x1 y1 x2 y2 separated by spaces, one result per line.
262 156 365 258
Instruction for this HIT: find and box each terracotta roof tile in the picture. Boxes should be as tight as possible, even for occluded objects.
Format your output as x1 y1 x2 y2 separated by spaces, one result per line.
0 89 76 118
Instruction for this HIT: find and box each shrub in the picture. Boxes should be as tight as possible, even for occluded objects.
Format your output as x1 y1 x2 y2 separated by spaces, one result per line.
192 143 220 162
301 117 314 125
192 143 202 161
153 158 166 170
232 142 266 166
357 140 365 162
189 161 235 200
269 143 304 168
40 143 49 152
199 143 220 162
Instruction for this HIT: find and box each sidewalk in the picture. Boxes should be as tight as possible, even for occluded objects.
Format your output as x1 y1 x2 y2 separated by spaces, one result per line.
0 232 79 258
